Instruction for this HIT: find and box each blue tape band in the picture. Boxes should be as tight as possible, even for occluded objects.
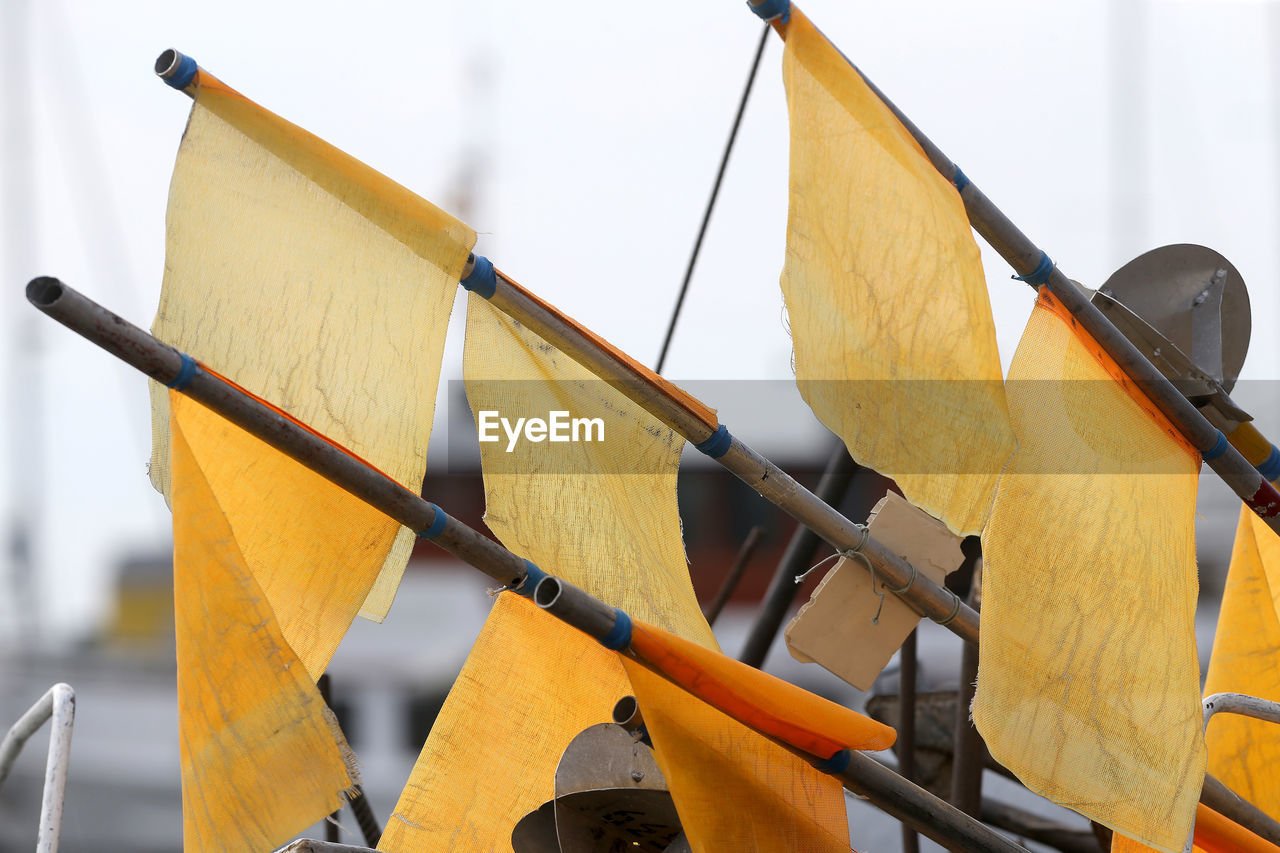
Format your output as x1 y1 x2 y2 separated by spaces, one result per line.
165 353 198 391
952 166 970 193
1203 431 1231 462
1258 446 1280 482
461 254 497 299
164 54 198 90
1012 251 1054 286
513 560 547 599
418 504 449 539
816 749 852 774
600 609 633 651
747 0 790 22
694 424 733 459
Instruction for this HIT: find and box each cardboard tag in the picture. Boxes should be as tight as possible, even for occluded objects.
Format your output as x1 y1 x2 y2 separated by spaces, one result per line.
785 492 963 690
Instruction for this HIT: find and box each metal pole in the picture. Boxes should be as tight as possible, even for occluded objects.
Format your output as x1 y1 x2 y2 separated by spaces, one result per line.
656 22 770 374
481 266 978 643
28 278 1018 853
25 277 530 593
536 575 1022 853
1202 775 1280 848
152 49 978 649
3 0 42 656
703 524 764 628
948 582 984 820
318 674 341 843
146 44 1280 840
753 4 1280 531
1182 694 1280 853
899 629 920 853
346 789 382 848
738 443 857 667
740 5 1280 842
833 749 1024 853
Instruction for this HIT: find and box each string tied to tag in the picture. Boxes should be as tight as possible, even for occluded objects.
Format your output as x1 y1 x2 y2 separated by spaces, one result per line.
794 525 924 626
794 525 871 585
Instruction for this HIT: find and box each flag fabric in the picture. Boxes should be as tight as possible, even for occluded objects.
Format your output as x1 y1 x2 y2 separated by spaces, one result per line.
379 295 853 852
621 619 895 850
1203 506 1280 820
1111 804 1280 853
150 70 474 675
171 399 354 852
975 289 1204 852
779 7 1015 536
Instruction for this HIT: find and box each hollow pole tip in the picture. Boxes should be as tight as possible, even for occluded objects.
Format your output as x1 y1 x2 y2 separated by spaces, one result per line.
26 277 65 308
155 49 198 90
611 695 641 727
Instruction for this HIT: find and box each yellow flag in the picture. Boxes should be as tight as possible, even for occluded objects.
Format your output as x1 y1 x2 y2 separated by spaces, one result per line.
380 295 849 852
1203 506 1280 820
622 661 857 851
1109 505 1280 853
780 8 1015 536
169 392 400 678
150 71 474 672
976 290 1203 852
171 400 353 852
1112 803 1280 853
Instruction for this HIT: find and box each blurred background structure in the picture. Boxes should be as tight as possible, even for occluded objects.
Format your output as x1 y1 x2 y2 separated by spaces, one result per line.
2 0 1277 849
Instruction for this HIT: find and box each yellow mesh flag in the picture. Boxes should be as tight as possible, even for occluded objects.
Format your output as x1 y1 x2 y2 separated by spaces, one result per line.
381 592 625 849
976 290 1203 852
1111 509 1280 853
171 400 353 852
380 296 849 851
1203 506 1280 819
622 618 895 851
169 391 400 678
780 8 1014 536
149 71 474 666
1112 803 1280 853
622 661 857 851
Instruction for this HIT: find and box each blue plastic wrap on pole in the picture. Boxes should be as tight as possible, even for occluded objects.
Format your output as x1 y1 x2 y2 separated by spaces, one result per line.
159 51 198 89
599 609 633 651
1258 446 1280 482
513 560 547 599
1012 251 1054 287
164 352 199 391
417 504 449 539
1202 431 1231 462
694 423 733 458
461 255 497 299
748 0 790 22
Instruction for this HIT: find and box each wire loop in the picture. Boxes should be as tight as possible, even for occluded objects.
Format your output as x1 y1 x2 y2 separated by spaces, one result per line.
936 591 964 626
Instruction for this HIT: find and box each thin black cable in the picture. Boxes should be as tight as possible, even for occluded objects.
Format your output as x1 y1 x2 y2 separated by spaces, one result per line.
655 22 770 374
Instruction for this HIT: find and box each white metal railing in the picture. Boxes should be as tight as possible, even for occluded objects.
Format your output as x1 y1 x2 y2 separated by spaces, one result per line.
0 683 76 853
1181 692 1280 853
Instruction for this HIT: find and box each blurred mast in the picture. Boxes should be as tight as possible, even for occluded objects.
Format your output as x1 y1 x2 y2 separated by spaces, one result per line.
3 0 42 653
1274 3 1280 337
1109 0 1147 264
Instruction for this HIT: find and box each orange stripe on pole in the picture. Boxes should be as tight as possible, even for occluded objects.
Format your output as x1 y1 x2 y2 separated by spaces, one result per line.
494 269 720 432
1195 804 1280 853
627 619 896 759
199 362 407 487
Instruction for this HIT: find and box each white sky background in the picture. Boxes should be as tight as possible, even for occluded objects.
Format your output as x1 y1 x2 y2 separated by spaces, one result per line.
2 0 1278 643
